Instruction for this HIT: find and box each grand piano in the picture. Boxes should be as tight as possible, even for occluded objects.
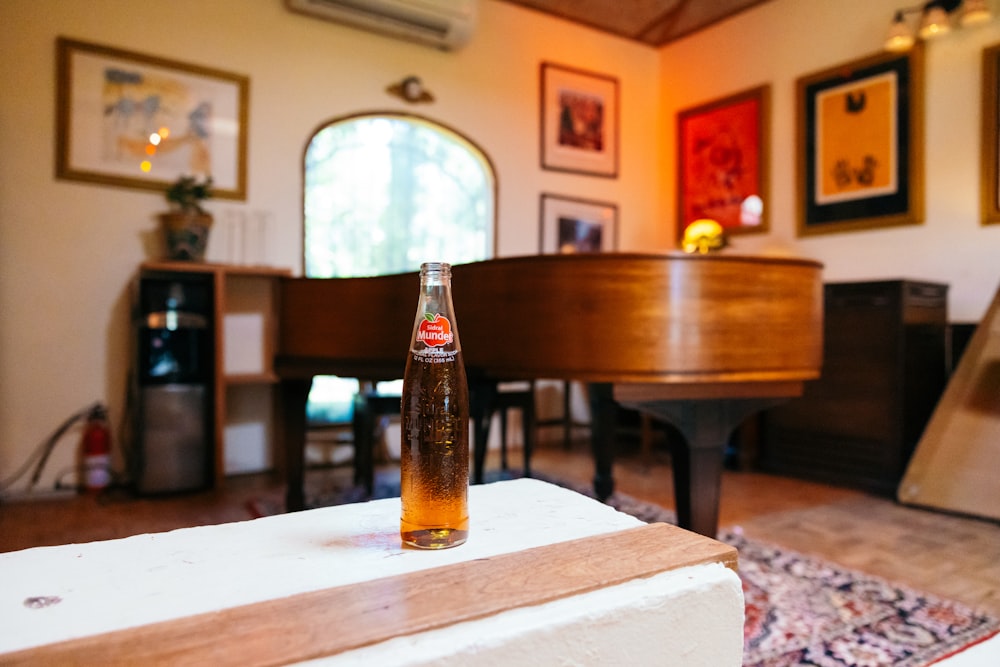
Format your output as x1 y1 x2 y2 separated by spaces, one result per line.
275 253 823 537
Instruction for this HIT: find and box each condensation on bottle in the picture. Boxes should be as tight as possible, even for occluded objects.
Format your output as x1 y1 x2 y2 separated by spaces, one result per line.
399 262 470 549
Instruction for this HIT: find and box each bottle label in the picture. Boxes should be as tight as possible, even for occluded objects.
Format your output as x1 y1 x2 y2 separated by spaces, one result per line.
416 313 453 347
413 313 457 361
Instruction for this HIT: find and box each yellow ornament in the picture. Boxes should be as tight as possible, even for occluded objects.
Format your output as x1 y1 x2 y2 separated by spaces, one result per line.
681 219 728 254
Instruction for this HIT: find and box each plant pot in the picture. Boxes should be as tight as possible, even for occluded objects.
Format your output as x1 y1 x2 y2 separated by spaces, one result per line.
160 212 213 261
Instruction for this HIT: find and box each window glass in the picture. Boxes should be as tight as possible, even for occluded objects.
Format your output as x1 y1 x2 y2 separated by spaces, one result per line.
304 114 494 278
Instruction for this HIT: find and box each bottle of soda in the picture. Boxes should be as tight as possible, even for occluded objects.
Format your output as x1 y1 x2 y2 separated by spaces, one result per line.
400 262 470 549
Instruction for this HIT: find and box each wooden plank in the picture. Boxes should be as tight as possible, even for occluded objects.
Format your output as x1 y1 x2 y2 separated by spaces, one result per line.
1 523 736 666
898 282 1000 520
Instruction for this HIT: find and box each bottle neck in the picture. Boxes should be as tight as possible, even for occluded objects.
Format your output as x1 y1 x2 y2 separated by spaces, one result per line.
412 262 460 354
420 262 451 287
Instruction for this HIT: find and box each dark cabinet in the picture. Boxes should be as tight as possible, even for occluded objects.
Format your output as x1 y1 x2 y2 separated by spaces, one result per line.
758 280 948 495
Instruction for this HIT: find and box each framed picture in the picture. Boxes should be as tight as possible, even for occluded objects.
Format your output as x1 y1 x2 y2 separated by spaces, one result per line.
981 42 1000 225
540 62 619 178
539 193 618 254
56 37 249 199
796 47 924 236
676 84 770 239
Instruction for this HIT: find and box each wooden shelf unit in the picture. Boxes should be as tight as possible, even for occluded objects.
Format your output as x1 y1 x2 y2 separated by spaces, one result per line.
140 261 291 487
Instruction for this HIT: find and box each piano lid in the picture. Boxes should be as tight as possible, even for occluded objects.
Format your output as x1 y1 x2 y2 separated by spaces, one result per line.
277 252 823 385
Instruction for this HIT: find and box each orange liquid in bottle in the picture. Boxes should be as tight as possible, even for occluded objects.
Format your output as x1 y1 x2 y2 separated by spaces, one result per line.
400 350 469 549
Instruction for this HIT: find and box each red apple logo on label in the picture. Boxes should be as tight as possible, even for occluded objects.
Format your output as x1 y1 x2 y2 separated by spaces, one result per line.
416 313 453 347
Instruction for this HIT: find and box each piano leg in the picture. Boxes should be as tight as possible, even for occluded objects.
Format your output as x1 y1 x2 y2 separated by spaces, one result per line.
280 377 312 513
620 396 789 537
589 383 617 501
470 380 497 485
665 402 730 538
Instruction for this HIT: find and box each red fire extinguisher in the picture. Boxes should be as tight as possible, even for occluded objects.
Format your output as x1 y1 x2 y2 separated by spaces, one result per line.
81 404 112 493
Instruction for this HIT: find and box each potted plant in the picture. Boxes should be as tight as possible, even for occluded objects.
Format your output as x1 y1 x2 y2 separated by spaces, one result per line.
160 175 214 261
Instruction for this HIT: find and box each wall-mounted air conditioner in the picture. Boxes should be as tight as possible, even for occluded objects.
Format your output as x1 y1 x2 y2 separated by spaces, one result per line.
284 0 477 51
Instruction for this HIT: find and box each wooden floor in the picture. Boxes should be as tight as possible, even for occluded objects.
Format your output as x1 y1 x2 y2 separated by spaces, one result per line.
2 435 999 618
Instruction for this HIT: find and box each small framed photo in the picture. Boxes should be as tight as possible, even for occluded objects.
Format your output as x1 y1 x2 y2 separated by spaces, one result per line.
677 84 770 239
56 37 249 199
796 47 924 236
540 62 619 178
981 42 1000 225
539 193 618 254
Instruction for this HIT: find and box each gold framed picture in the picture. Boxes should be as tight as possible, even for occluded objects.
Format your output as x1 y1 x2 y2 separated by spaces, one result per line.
56 37 249 199
796 47 924 236
540 62 619 178
677 84 770 239
981 41 1000 225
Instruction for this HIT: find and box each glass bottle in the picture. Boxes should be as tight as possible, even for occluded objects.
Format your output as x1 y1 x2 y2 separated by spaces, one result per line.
400 262 470 549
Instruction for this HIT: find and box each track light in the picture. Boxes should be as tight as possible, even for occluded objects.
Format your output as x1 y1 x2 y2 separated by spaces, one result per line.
886 10 917 51
884 0 992 51
919 4 952 38
961 0 992 26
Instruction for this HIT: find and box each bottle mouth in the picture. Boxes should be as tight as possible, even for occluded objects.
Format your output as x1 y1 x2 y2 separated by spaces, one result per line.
420 262 451 277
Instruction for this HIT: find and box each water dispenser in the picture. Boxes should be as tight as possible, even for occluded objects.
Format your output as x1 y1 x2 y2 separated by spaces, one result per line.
133 274 213 494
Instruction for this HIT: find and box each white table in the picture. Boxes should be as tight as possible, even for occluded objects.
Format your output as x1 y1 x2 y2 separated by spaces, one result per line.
0 479 744 665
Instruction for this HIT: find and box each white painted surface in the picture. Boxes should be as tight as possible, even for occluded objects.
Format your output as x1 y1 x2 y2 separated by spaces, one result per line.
938 632 1000 666
0 479 744 665
311 563 743 666
223 383 274 474
223 312 265 375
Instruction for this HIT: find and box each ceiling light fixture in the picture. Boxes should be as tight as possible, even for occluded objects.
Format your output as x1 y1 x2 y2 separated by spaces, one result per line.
884 0 992 52
919 4 952 38
961 0 992 25
886 10 918 51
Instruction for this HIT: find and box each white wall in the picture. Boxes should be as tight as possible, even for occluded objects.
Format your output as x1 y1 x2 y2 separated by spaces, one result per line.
0 0 663 490
660 0 1000 321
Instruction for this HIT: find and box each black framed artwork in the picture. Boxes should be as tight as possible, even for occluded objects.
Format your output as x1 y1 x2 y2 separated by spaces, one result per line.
796 47 924 236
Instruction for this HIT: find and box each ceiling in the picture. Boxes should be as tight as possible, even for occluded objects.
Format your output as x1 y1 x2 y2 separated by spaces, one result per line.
495 0 773 47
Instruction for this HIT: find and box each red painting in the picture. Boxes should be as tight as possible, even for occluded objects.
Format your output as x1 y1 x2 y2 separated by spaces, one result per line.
677 86 769 236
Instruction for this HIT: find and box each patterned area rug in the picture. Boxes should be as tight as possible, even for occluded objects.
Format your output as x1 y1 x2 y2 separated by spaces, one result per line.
728 530 999 666
524 473 1000 665
525 474 1000 665
263 470 1000 666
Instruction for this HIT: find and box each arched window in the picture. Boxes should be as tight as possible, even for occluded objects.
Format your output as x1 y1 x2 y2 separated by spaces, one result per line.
303 113 496 422
304 112 495 278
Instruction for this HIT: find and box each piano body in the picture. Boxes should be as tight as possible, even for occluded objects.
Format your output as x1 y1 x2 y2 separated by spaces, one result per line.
275 253 823 537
